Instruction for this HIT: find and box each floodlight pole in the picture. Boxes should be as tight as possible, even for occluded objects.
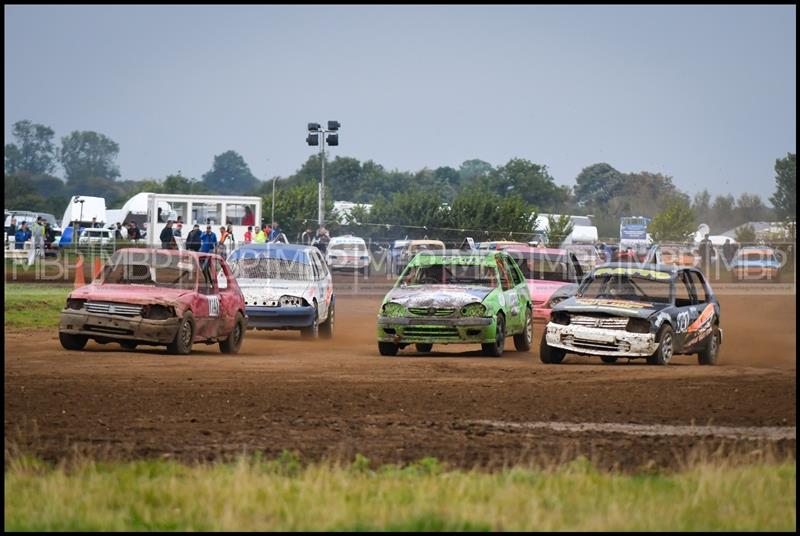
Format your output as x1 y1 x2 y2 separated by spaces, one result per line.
319 138 326 227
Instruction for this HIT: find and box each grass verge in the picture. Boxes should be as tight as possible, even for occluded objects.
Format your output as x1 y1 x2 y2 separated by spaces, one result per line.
4 283 71 328
4 452 795 531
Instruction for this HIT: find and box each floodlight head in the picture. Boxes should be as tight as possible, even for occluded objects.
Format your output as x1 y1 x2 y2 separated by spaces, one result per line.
306 133 319 146
308 122 321 132
327 120 340 131
326 133 338 146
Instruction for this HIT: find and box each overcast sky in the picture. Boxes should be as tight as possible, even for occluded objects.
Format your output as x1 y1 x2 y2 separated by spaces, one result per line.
4 5 796 201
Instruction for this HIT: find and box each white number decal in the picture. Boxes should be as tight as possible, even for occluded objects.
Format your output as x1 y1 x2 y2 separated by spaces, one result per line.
207 295 220 317
676 311 690 333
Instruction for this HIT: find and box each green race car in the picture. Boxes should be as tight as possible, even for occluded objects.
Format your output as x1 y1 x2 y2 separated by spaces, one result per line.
376 250 533 357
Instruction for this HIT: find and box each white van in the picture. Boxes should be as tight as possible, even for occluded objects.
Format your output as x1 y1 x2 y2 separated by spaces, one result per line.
326 235 371 275
78 228 113 245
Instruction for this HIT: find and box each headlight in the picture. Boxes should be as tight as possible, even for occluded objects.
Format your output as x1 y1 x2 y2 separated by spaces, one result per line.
551 311 570 325
279 295 305 307
626 318 651 333
66 298 85 310
382 302 407 317
546 295 568 309
141 304 176 320
329 255 338 260
460 303 486 317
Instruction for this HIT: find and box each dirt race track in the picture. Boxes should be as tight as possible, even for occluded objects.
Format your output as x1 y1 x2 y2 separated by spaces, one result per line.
4 280 797 471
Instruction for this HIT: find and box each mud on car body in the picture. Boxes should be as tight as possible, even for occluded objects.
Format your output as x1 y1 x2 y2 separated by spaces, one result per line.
541 264 722 365
59 248 246 355
377 250 533 357
226 243 334 339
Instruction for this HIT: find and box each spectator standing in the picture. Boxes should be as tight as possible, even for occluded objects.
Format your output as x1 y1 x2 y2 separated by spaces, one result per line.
90 217 99 228
160 221 177 249
28 217 46 264
254 226 267 243
218 225 231 255
242 206 255 226
268 222 280 242
7 217 17 238
128 222 141 241
200 225 217 253
185 224 202 251
15 222 29 250
722 239 736 267
113 223 124 240
699 234 712 273
314 227 330 254
244 226 253 244
173 222 183 238
300 226 315 246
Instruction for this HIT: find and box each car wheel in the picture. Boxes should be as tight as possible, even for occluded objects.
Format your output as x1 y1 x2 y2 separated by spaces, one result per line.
59 332 88 351
119 341 138 350
415 343 433 353
601 356 618 364
697 326 720 365
513 308 533 352
301 306 320 340
219 312 245 354
539 334 565 364
320 300 335 339
482 314 505 357
378 341 399 356
167 311 194 355
647 325 674 365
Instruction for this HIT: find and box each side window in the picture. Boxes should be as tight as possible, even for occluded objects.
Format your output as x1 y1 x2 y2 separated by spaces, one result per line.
504 256 523 286
309 254 320 280
675 272 695 307
216 259 229 290
496 257 512 291
316 252 329 277
689 271 709 303
199 257 216 295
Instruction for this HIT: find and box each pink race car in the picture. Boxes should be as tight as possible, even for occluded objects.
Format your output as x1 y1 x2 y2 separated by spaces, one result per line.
505 246 585 323
59 248 246 355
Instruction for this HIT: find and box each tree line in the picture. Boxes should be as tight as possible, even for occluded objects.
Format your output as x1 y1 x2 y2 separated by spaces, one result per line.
4 119 795 243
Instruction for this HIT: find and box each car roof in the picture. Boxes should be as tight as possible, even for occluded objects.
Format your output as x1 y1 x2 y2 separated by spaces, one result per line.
329 235 366 244
227 242 316 263
407 239 445 246
505 245 568 256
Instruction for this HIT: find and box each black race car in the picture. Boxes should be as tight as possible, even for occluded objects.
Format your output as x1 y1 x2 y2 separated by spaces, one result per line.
541 263 722 365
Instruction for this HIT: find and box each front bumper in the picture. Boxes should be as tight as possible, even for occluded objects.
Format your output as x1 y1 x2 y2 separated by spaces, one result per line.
377 316 494 344
328 258 370 270
59 310 181 343
545 322 658 357
246 305 316 329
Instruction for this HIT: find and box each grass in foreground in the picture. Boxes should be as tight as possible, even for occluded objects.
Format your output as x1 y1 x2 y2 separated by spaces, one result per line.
4 452 795 531
4 283 72 328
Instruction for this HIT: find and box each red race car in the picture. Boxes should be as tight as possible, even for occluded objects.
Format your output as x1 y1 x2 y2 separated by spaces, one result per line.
59 248 246 355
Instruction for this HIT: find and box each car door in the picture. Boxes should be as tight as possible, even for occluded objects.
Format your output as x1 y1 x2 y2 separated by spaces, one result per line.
310 251 330 321
672 270 699 352
496 254 522 333
195 256 220 339
683 270 717 351
214 258 239 337
505 253 530 329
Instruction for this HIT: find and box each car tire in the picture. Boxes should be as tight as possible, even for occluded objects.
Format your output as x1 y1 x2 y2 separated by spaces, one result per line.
119 341 138 350
301 306 320 340
482 314 505 357
697 326 720 366
167 311 195 355
601 356 618 364
539 335 565 364
320 300 335 339
59 332 88 351
219 312 245 354
513 309 533 352
415 343 433 353
378 341 399 356
647 325 674 365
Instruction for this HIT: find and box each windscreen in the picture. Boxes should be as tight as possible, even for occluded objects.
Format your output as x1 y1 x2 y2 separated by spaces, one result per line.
399 262 498 288
578 272 672 304
408 243 444 254
100 250 197 289
228 256 313 281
